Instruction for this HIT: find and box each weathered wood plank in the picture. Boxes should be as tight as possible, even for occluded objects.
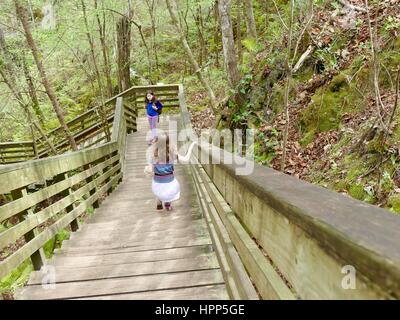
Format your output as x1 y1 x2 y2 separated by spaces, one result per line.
17 269 225 300
27 254 219 284
59 238 212 257
76 285 228 300
48 245 213 268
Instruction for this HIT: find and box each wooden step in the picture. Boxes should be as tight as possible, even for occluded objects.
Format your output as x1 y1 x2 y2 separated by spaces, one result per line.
76 284 229 300
28 254 219 284
48 245 214 268
17 269 225 300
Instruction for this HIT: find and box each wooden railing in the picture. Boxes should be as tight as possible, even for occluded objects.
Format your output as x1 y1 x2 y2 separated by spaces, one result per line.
0 142 36 164
0 84 180 281
177 85 400 300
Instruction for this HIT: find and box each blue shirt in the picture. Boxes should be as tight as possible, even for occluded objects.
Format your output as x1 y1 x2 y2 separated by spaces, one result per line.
146 100 163 117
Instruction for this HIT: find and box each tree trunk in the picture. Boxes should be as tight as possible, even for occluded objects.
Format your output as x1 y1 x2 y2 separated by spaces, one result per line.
217 0 241 88
15 0 77 151
243 0 257 41
236 0 243 64
116 14 132 91
166 0 218 113
213 3 220 67
94 0 113 96
280 0 295 172
145 0 159 78
22 55 46 127
81 0 104 98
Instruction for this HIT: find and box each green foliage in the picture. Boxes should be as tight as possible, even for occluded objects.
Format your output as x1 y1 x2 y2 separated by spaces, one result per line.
0 260 33 295
387 195 400 213
348 183 368 201
300 72 363 133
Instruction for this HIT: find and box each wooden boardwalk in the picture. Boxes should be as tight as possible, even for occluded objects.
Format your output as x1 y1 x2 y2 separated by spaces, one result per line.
16 117 229 300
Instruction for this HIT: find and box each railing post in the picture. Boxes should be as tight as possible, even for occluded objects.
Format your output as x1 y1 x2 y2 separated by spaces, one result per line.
10 187 45 271
83 164 100 210
54 173 80 231
133 91 138 133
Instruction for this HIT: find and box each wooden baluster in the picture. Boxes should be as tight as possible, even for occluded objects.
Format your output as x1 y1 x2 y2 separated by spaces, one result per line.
54 173 79 232
133 91 138 133
83 163 100 210
10 187 45 271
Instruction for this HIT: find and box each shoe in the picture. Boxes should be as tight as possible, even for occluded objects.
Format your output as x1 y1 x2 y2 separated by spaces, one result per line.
165 202 172 211
156 203 163 210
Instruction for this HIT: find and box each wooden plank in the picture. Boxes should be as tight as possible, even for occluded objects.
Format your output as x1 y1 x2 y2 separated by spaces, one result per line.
48 245 213 269
27 254 219 284
58 237 212 257
76 285 228 300
0 141 33 148
17 269 225 300
69 221 207 243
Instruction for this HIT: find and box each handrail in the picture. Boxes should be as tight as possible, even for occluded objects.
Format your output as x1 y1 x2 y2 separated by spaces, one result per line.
177 85 400 299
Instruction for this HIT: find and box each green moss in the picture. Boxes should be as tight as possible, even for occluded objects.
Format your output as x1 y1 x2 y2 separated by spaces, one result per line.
335 180 348 190
300 129 315 147
0 260 33 295
387 195 400 213
300 71 363 134
348 183 367 201
346 166 364 181
366 131 385 154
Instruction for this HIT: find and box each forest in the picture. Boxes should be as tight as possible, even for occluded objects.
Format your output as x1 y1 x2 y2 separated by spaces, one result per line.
0 0 400 300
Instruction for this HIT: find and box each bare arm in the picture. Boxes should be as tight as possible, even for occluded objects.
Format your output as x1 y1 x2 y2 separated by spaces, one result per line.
177 141 197 164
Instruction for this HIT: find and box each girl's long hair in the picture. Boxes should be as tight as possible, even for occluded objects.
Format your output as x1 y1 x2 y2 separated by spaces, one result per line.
145 91 157 105
153 133 175 164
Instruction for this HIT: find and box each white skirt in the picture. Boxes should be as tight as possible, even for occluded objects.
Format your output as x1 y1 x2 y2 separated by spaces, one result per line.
152 177 181 203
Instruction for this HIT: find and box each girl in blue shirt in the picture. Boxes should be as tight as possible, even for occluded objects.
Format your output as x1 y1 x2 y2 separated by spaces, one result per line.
145 91 163 145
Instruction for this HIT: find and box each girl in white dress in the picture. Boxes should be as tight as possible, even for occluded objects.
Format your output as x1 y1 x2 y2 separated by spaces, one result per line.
144 133 196 211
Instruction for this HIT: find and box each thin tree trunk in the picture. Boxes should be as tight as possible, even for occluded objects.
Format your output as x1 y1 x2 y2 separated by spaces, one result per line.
81 0 104 98
191 4 207 67
217 0 241 88
81 0 111 141
116 14 132 91
145 0 159 76
236 0 243 64
243 0 257 41
364 0 386 131
22 55 46 126
213 3 220 67
166 0 218 113
280 0 295 172
94 0 113 96
15 0 77 151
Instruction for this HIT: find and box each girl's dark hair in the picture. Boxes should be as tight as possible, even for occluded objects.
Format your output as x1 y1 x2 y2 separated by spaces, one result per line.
145 91 157 104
